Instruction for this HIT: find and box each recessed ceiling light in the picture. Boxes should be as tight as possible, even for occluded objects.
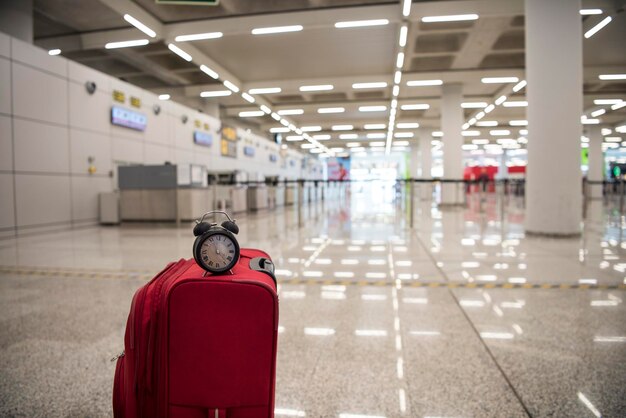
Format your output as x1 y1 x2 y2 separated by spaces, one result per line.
399 25 408 47
123 14 156 38
481 77 519 84
422 14 479 23
611 102 626 110
367 133 386 139
335 19 389 28
340 134 358 139
299 84 333 91
251 25 303 35
599 74 626 81
490 129 511 136
580 9 602 15
175 32 223 42
352 82 388 89
400 103 430 110
476 121 498 127
396 122 419 129
248 87 281 94
484 104 495 113
223 80 239 93
332 125 354 131
106 39 150 49
301 126 322 132
495 95 507 105
369 142 386 146
402 0 412 17
406 79 443 86
509 120 528 126
277 109 304 115
312 134 331 140
462 131 480 137
394 132 414 138
158 94 170 101
462 102 487 108
241 92 255 103
584 16 612 38
200 90 232 97
199 64 219 79
512 80 527 92
502 101 528 107
260 105 271 114
286 135 303 141
396 52 405 68
167 43 192 61
317 107 345 114
591 109 606 118
364 124 386 130
270 127 289 133
359 106 387 112
239 110 265 117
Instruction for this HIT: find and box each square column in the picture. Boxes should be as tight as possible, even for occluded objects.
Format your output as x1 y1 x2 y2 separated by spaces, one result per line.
525 0 583 235
440 84 464 205
586 125 604 199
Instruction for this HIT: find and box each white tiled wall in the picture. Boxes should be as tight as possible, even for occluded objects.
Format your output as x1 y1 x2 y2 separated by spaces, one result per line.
0 32 314 237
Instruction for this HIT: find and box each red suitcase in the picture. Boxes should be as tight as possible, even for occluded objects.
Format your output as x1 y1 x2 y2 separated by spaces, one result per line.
112 249 278 418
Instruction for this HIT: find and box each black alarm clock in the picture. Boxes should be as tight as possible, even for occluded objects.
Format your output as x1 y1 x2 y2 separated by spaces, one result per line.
192 211 240 274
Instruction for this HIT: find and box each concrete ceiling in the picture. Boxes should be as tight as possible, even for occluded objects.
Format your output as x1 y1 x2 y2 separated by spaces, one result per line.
33 0 626 154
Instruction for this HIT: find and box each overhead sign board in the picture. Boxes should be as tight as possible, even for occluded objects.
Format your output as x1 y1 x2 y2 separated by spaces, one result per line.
194 131 213 147
156 0 219 5
243 146 255 157
221 125 237 158
111 106 146 131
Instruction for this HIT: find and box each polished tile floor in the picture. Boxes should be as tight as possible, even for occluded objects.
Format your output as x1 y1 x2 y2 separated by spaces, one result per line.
1 183 625 417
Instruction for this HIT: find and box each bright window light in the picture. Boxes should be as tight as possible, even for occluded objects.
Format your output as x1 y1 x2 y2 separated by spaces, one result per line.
399 25 408 47
491 129 511 136
422 14 479 23
396 122 419 129
512 80 527 92
200 90 231 97
352 82 388 89
241 92 255 103
158 94 170 101
359 106 387 112
396 52 405 68
277 109 304 115
462 102 487 108
340 134 358 139
299 84 333 92
509 120 528 126
251 25 303 35
495 95 507 105
48 49 61 56
199 64 219 79
332 125 354 131
167 43 192 61
175 32 222 42
580 9 603 15
503 101 528 107
270 127 289 133
223 80 239 93
599 74 626 80
317 107 344 114
406 79 442 87
481 76 519 84
400 103 430 110
395 132 414 138
301 126 322 132
248 87 281 94
106 39 149 49
584 16 612 38
123 14 156 38
364 124 386 129
402 0 412 17
335 19 389 28
239 111 264 117
260 105 271 114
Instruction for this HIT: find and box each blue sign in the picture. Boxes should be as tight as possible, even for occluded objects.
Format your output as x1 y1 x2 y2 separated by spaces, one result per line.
111 106 146 131
244 146 255 157
194 131 213 147
269 154 277 163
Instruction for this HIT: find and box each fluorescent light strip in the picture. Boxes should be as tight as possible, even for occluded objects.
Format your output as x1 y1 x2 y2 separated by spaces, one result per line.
580 9 603 15
611 102 626 110
477 121 497 127
367 133 386 139
332 125 353 131
48 49 61 56
299 84 333 92
399 25 408 47
509 120 528 126
285 136 303 141
199 64 219 79
271 113 281 121
277 109 304 115
594 99 622 105
396 122 419 128
513 80 527 92
123 14 156 38
167 43 192 61
241 92 255 103
340 134 358 140
462 102 487 108
200 90 231 97
484 104 495 113
495 95 507 105
402 0 412 17
312 134 331 140
223 80 239 93
252 25 303 35
352 82 388 89
502 101 528 107
335 19 389 28
584 16 612 38
260 105 271 114
105 39 149 49
394 71 402 84
400 103 429 110
248 87 281 94
158 94 170 101
406 79 442 86
175 32 223 42
364 124 386 129
591 109 605 118
270 127 289 133
422 14 479 23
491 129 511 136
392 85 400 97
239 111 264 117
395 132 413 138
462 130 480 137
360 106 387 112
481 76 519 84
301 126 322 132
317 107 344 114
599 74 626 81
396 52 405 68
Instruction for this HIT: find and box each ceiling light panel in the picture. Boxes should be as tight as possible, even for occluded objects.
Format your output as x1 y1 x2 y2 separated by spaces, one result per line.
123 14 156 38
223 80 239 92
400 103 430 110
106 39 149 49
422 14 479 23
332 125 354 131
481 77 519 84
462 102 487 108
317 107 344 114
364 124 386 130
406 79 443 86
200 90 232 97
239 111 265 117
299 84 333 91
335 19 389 28
167 43 192 61
252 25 303 35
199 64 219 79
175 32 223 42
396 122 419 129
359 106 387 112
352 82 388 89
248 87 281 94
584 16 612 38
277 109 304 115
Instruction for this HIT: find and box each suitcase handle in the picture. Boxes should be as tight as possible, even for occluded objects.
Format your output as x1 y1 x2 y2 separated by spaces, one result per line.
249 257 277 285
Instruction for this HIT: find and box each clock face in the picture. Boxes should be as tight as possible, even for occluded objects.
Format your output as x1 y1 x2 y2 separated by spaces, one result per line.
199 232 238 272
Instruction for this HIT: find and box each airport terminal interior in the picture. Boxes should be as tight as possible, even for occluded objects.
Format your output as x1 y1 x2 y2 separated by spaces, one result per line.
0 0 625 417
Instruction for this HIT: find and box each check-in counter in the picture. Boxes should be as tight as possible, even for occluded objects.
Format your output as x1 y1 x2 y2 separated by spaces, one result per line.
273 185 285 207
231 186 248 213
285 183 298 205
247 185 268 211
177 188 213 221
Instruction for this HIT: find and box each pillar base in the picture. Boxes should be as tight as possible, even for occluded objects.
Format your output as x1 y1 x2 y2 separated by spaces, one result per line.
440 183 465 205
525 229 581 238
587 184 603 200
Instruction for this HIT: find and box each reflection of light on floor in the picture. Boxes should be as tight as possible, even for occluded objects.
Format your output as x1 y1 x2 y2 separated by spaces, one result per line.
402 297 428 304
480 332 515 340
274 407 306 417
304 327 335 336
593 336 626 343
577 392 602 418
341 259 359 265
354 329 388 337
